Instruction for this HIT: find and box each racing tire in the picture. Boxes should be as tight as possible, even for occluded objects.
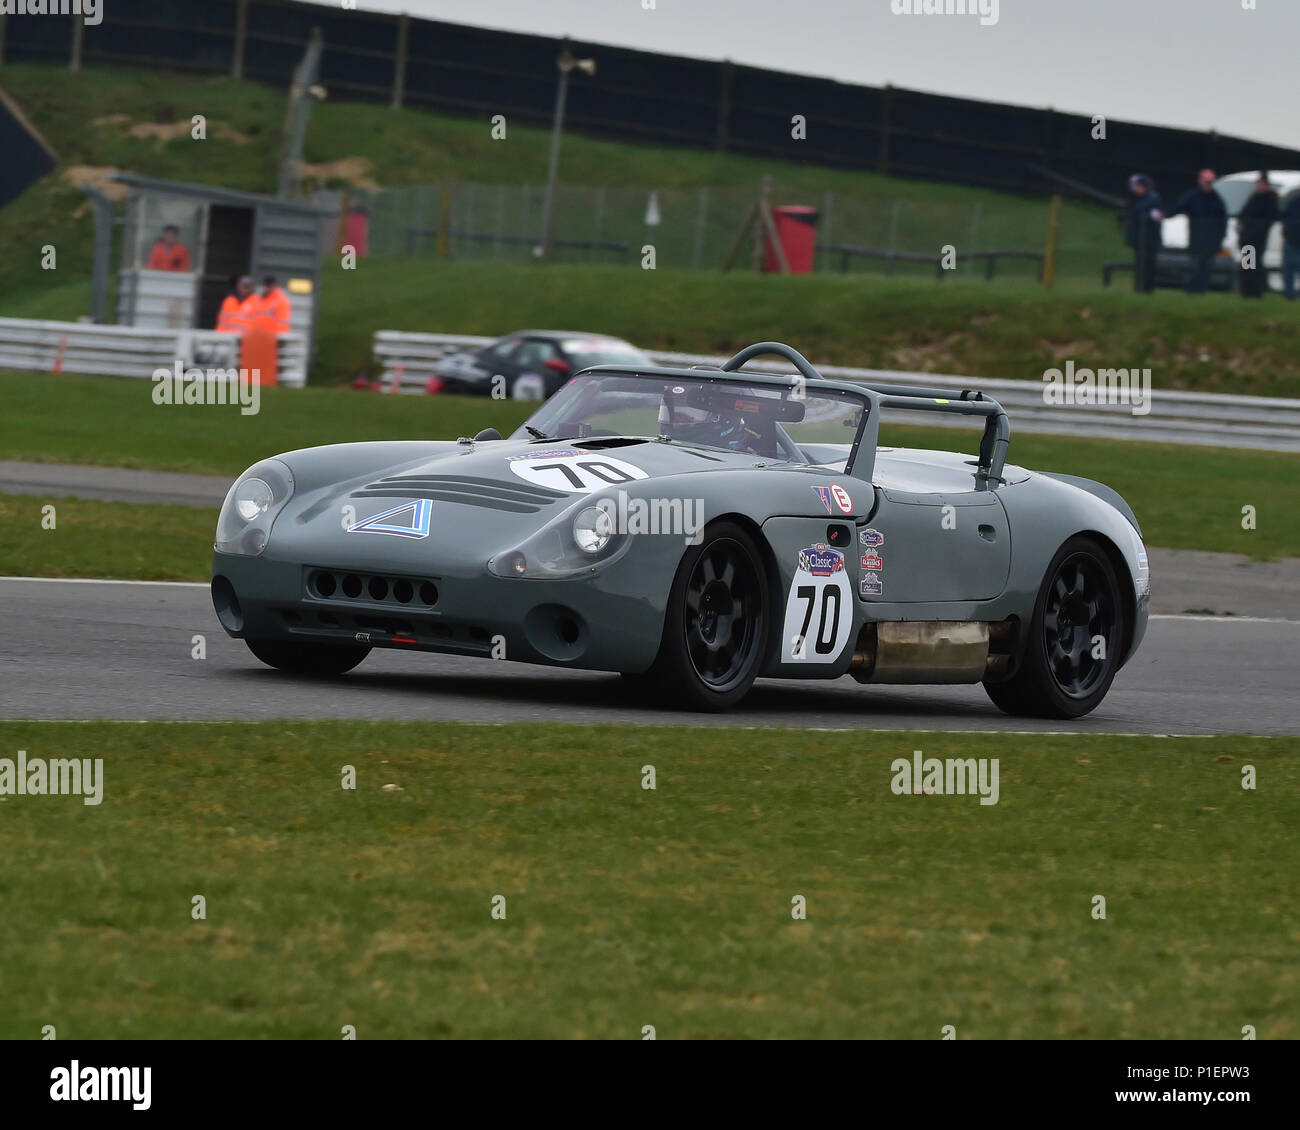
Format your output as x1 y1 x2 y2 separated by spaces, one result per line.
245 638 371 676
645 520 771 712
983 535 1126 719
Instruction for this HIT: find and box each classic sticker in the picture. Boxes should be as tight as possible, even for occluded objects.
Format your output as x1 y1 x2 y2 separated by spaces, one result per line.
860 574 883 597
861 551 883 571
860 528 884 548
783 544 853 664
508 453 650 493
798 543 846 577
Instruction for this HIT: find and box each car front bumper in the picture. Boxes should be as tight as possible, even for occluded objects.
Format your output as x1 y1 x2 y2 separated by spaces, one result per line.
211 550 667 673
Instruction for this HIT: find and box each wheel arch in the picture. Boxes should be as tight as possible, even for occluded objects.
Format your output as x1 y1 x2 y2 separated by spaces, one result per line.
1077 528 1137 665
709 510 785 665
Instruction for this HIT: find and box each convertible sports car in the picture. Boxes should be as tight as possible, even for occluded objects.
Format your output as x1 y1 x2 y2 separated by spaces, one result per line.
211 342 1150 717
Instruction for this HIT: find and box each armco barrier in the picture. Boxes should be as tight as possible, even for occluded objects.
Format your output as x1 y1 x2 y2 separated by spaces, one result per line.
373 331 1300 453
0 318 308 388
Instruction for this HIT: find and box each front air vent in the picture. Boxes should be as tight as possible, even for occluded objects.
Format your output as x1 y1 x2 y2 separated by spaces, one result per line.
308 569 438 607
354 474 566 513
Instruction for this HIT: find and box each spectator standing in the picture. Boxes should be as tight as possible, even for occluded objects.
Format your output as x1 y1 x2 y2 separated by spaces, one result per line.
1237 172 1280 299
1124 174 1163 293
215 275 256 333
1166 169 1228 294
256 275 292 335
146 224 192 271
1282 193 1300 300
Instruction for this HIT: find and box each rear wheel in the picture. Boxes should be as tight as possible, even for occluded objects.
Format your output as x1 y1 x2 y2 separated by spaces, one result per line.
642 521 770 711
984 535 1126 719
245 638 371 676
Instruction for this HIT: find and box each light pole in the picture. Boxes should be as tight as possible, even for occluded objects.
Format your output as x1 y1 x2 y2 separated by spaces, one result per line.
538 40 595 265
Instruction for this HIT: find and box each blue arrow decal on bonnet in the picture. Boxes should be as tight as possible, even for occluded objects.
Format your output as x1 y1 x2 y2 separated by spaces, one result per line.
347 498 433 539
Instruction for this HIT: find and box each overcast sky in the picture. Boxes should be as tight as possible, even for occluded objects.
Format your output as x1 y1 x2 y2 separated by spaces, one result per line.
326 0 1297 151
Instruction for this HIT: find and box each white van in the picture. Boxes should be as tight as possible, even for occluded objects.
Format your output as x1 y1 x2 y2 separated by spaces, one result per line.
1157 170 1300 291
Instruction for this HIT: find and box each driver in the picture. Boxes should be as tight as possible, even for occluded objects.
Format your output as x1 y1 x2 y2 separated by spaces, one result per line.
661 391 777 456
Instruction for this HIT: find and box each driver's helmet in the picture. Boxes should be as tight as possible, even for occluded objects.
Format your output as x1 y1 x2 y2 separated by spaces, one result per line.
709 411 750 450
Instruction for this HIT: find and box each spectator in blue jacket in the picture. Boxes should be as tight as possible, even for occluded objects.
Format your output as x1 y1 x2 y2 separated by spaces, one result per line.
1123 174 1163 293
1281 194 1300 301
1166 169 1228 294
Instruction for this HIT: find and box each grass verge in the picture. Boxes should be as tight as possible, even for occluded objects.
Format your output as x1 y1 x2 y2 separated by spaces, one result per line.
0 721 1293 1039
2 373 1296 565
0 493 216 581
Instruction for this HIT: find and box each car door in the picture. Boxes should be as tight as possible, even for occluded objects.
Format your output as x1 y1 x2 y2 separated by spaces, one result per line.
471 337 523 383
511 338 563 398
857 487 1011 604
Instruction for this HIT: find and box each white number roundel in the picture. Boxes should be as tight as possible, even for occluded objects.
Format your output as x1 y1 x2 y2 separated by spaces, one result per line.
508 451 650 493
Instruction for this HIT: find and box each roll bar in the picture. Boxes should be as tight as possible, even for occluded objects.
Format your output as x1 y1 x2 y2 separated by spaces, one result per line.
721 342 825 386
720 341 1010 489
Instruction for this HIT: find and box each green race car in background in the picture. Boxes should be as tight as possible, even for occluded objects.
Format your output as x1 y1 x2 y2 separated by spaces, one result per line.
211 343 1150 717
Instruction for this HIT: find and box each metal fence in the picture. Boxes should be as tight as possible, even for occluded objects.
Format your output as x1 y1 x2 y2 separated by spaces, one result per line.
366 182 1102 280
0 318 307 387
4 0 1297 200
370 331 1300 453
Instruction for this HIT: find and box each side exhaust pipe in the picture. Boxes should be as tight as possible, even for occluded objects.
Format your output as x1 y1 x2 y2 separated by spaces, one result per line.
850 619 1015 684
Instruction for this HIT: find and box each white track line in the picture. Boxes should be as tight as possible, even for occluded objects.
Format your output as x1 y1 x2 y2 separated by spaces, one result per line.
0 577 207 588
1149 613 1298 624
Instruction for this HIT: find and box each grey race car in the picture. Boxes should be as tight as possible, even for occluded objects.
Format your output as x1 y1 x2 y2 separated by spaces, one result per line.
211 342 1150 717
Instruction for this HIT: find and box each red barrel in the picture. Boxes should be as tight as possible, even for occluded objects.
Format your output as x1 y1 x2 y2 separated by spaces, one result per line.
764 205 820 274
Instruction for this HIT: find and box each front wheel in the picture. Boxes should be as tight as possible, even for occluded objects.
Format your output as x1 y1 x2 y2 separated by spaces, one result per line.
984 535 1126 719
245 638 371 676
643 520 771 711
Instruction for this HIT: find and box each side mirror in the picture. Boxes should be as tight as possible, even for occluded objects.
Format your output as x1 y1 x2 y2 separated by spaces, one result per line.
543 358 572 375
473 427 503 441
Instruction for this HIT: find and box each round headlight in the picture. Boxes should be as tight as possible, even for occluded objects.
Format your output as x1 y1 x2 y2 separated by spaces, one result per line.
573 505 614 555
235 477 273 522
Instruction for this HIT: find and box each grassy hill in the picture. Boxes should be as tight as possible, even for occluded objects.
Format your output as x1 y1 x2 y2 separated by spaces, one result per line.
1 63 1296 397
0 62 1113 307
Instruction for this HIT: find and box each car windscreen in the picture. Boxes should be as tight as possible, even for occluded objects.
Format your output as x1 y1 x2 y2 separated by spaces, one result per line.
513 372 869 465
562 342 654 370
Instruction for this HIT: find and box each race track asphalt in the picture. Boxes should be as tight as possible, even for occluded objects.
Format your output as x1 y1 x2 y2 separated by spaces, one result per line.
1 579 1294 736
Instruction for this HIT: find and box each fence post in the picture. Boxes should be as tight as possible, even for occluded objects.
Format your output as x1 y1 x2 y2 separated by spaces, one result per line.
821 190 833 272
438 185 451 259
1042 194 1062 288
692 186 709 269
232 0 249 79
593 186 606 263
391 13 410 110
70 13 84 71
877 84 894 174
967 201 983 265
495 185 505 258
714 59 734 152
464 182 475 260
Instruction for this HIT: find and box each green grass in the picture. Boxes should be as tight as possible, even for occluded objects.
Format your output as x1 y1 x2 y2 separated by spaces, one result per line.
0 62 1111 314
0 493 216 581
0 721 1293 1039
1 373 1295 567
0 372 525 474
13 261 1300 399
309 261 1300 397
3 63 1296 394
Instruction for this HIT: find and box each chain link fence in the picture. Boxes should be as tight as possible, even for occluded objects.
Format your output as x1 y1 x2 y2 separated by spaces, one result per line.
366 181 1117 283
